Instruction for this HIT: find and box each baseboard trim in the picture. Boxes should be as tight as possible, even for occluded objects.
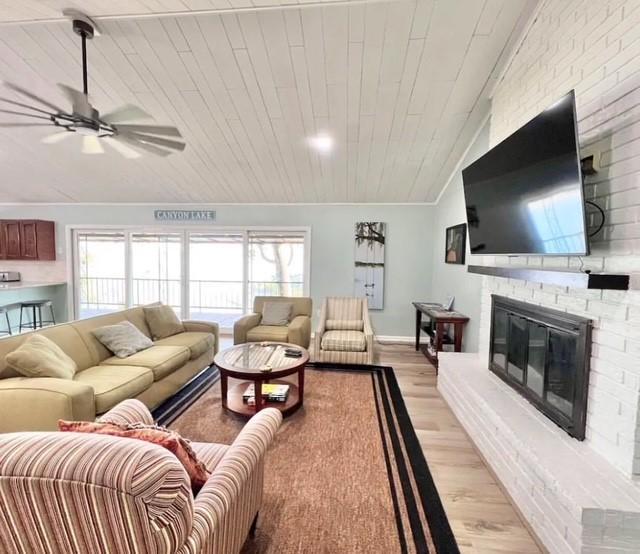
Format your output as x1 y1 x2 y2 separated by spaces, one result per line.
375 335 414 344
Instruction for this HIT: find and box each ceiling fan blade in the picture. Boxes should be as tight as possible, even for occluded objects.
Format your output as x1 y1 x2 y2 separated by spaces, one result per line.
58 84 90 114
112 123 182 137
42 131 72 144
81 135 104 155
113 134 172 157
0 97 54 116
2 81 64 113
101 104 152 124
0 109 51 121
0 123 52 127
103 137 141 159
118 131 186 151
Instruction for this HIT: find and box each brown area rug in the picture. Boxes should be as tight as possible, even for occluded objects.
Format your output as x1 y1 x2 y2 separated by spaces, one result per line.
165 365 459 554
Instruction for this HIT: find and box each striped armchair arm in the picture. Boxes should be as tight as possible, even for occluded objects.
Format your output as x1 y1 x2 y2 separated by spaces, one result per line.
362 302 375 364
314 299 327 359
97 398 154 426
178 408 283 554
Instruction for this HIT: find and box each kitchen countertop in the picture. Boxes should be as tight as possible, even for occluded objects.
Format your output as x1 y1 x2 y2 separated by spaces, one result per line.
0 281 67 291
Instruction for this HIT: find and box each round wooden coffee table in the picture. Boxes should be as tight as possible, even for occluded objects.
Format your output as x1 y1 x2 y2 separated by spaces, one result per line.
214 342 309 418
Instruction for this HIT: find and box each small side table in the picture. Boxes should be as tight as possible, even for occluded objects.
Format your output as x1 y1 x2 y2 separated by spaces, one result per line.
413 302 469 372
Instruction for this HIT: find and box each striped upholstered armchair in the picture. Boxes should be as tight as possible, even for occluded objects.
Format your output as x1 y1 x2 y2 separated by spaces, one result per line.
0 399 282 554
314 297 375 365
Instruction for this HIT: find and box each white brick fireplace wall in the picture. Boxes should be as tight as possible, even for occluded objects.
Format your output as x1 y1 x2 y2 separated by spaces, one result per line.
438 1 640 552
484 0 640 478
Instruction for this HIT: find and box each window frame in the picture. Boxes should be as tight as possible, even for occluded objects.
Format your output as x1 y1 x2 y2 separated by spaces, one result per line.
68 224 311 330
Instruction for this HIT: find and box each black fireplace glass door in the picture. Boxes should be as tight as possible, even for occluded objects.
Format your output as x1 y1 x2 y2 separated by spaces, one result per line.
492 308 508 371
507 315 527 383
526 322 546 397
546 329 577 417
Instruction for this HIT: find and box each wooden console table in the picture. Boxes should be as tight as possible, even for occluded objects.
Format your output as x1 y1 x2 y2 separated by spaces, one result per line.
413 302 469 372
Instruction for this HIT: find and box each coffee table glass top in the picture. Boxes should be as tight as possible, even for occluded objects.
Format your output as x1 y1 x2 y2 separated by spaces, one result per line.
215 342 308 374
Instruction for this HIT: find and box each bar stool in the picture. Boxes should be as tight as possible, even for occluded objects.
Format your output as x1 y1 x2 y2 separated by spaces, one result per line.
19 300 56 332
0 305 12 336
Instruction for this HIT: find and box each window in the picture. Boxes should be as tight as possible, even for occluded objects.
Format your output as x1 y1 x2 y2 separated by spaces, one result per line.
73 228 309 329
248 232 305 305
76 232 126 318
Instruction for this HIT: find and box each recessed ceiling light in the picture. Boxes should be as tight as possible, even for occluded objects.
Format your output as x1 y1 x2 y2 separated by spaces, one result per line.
308 134 333 153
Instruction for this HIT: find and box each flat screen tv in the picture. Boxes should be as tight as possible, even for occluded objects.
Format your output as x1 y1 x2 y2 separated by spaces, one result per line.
462 90 589 256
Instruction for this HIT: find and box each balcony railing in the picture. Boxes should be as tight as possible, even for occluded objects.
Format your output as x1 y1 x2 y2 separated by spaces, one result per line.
78 277 304 325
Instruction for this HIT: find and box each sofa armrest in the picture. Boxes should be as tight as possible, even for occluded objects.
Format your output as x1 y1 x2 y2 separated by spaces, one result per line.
0 378 95 432
288 315 311 348
314 299 327 357
179 408 282 554
183 320 220 354
97 398 154 426
233 313 262 345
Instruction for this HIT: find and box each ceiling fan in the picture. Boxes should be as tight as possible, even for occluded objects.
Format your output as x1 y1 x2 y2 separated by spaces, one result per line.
0 13 186 158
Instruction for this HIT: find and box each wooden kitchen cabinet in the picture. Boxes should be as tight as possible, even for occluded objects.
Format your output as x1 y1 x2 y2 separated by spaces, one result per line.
0 220 56 261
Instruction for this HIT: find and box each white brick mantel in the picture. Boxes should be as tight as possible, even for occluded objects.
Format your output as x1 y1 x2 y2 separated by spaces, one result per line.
439 353 640 554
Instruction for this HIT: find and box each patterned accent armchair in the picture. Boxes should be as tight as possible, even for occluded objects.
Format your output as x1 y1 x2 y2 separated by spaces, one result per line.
0 399 282 554
234 296 312 348
314 297 375 365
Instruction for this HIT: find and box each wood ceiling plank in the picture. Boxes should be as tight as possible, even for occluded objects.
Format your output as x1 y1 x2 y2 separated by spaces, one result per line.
300 7 328 119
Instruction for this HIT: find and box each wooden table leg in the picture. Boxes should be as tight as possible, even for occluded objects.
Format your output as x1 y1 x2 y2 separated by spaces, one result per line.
299 366 305 405
454 322 464 352
254 379 263 414
415 309 422 351
435 322 445 352
220 371 228 409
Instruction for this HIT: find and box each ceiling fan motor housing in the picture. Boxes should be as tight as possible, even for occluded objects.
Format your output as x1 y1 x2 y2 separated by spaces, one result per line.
72 19 95 39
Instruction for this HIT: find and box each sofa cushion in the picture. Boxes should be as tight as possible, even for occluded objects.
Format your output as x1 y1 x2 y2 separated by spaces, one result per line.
92 321 153 359
5 334 78 379
246 325 289 343
153 332 215 360
261 302 292 326
321 330 366 352
100 345 190 381
143 305 184 340
325 319 364 331
74 365 153 414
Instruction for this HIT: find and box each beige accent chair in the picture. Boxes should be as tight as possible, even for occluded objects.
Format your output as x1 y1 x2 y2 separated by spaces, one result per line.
314 297 375 364
0 399 282 554
0 306 219 433
234 296 312 348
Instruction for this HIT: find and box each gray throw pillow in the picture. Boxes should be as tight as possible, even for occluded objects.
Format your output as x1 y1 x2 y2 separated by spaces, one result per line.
262 302 293 326
92 321 153 358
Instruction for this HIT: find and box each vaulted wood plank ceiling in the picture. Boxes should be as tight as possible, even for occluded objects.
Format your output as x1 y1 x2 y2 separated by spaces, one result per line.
0 0 537 203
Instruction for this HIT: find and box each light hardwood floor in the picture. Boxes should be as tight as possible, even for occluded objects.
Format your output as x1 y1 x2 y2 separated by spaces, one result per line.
376 341 543 554
219 336 542 552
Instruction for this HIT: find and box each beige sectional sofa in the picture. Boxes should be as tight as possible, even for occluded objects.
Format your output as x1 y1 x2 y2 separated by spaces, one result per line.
0 307 218 433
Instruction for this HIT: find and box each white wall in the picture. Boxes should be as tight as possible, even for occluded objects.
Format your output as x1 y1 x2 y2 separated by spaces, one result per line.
478 0 640 477
429 123 488 352
0 204 434 337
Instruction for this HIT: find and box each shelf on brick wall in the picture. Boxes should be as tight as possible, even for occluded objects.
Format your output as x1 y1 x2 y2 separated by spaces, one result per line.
467 265 630 290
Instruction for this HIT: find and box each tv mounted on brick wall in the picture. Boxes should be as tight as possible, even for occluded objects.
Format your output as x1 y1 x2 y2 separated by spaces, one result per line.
462 90 589 256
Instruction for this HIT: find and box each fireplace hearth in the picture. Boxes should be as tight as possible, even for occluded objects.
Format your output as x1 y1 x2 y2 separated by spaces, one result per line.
489 295 592 440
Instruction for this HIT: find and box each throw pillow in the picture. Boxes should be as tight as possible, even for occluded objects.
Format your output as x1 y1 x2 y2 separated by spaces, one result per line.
143 304 184 340
92 321 153 358
325 319 364 331
5 334 77 379
58 420 210 494
262 302 293 326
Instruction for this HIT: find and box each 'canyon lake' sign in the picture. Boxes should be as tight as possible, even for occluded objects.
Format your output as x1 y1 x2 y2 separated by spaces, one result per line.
154 210 216 222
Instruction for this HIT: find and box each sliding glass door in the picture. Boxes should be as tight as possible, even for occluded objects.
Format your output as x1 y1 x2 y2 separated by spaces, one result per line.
76 232 126 318
73 227 309 330
189 233 244 327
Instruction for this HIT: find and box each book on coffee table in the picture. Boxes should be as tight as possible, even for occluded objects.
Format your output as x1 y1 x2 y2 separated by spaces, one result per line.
242 383 290 403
